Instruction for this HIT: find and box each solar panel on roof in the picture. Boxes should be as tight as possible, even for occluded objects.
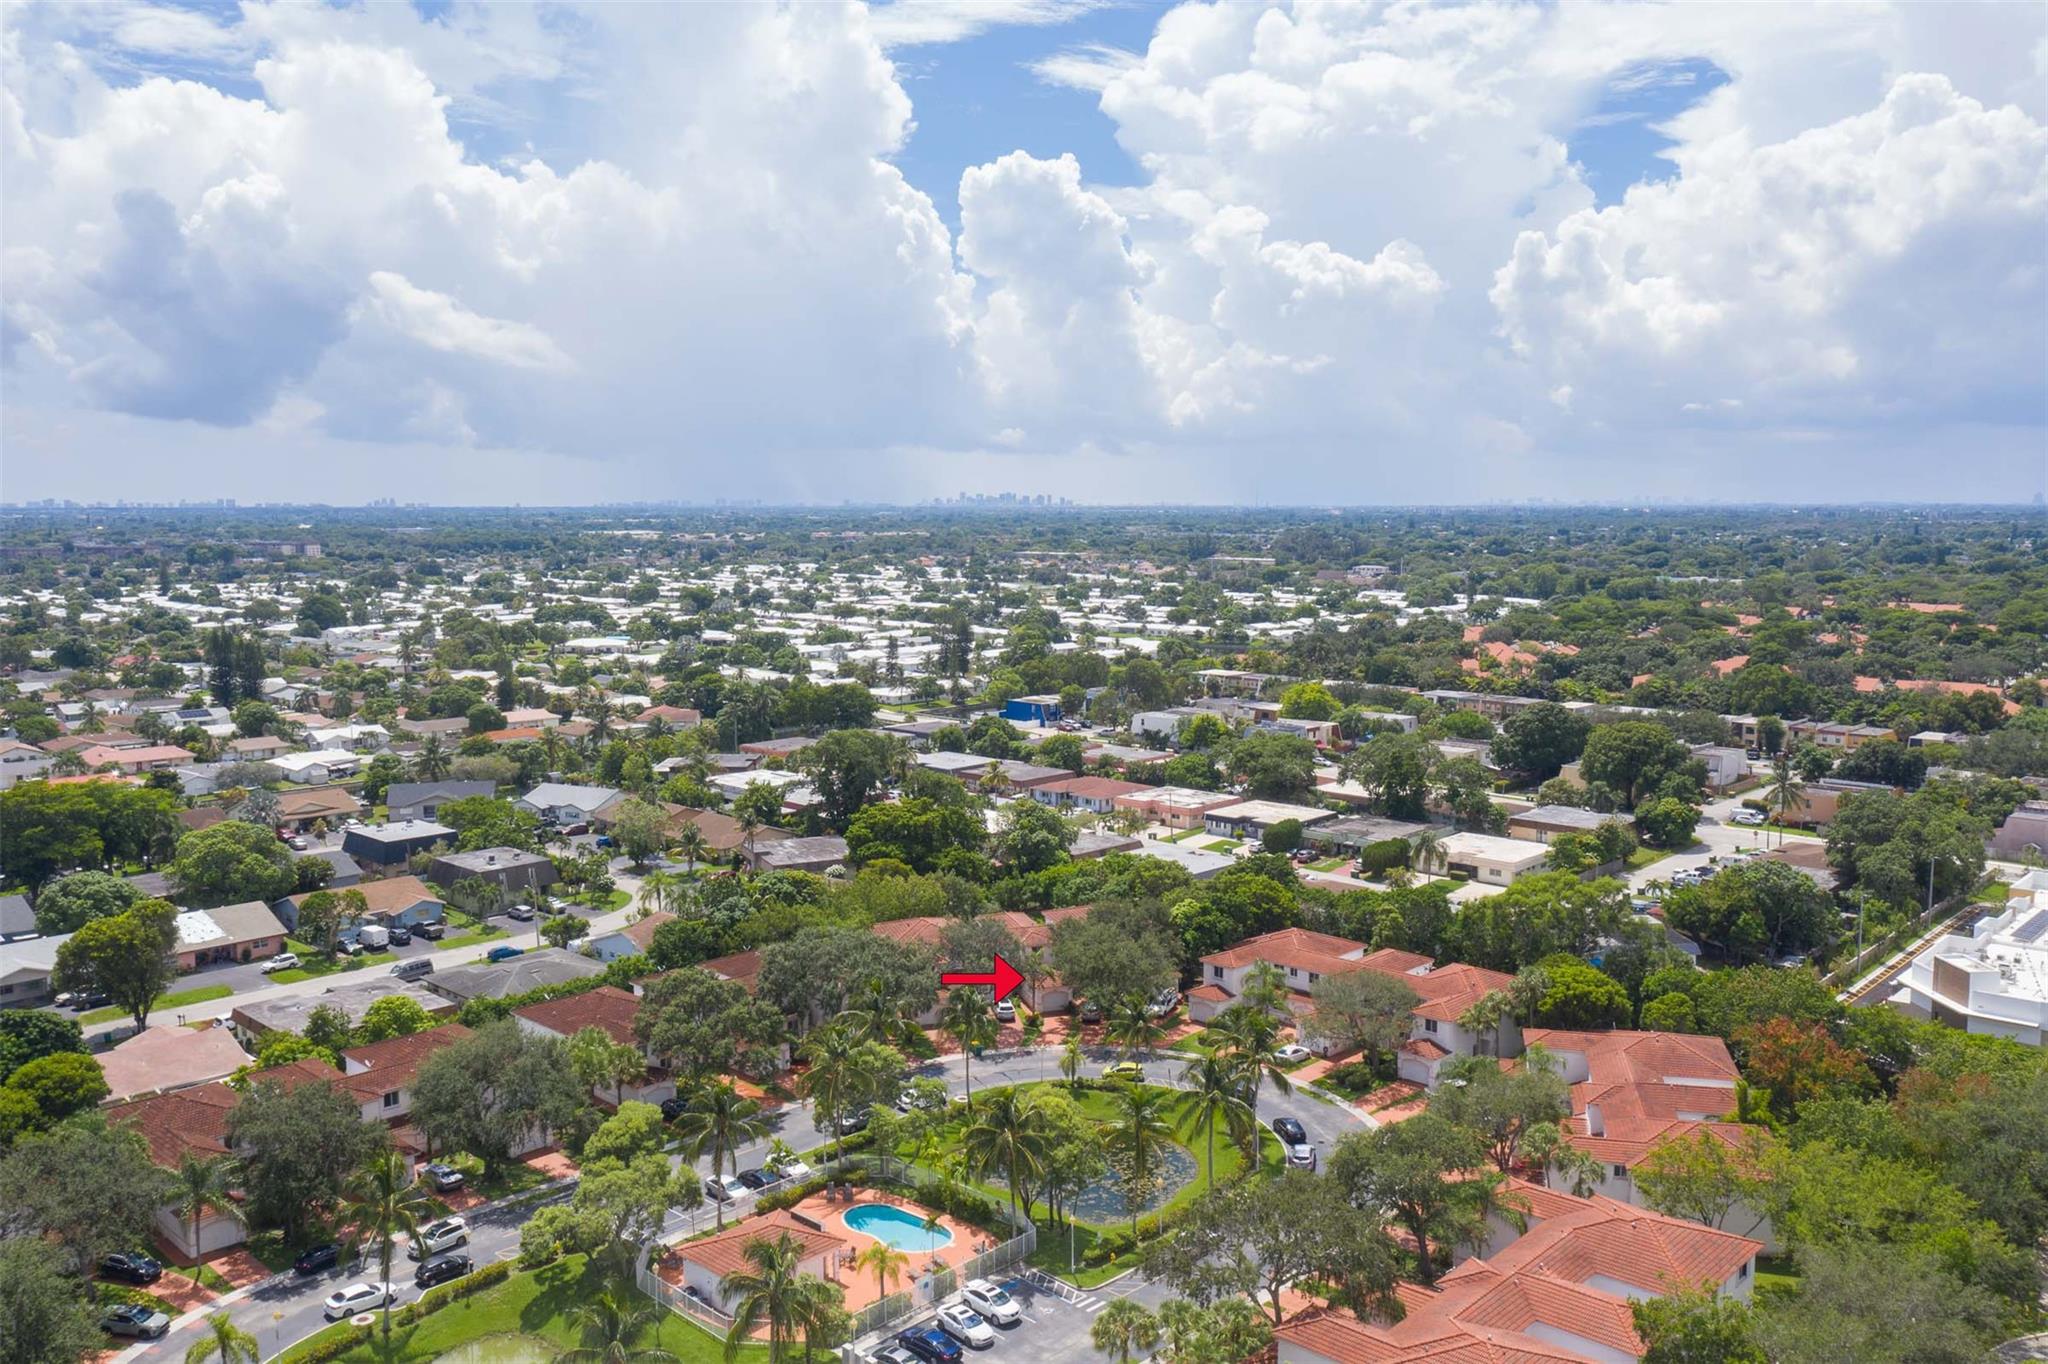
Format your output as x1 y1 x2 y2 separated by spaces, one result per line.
2010 910 2048 944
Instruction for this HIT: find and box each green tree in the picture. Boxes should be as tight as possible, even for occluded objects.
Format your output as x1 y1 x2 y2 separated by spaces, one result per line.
1343 732 1433 818
0 1114 174 1275
1631 1289 1764 1364
409 1020 583 1178
1091 1299 1161 1363
1580 722 1696 807
2 1051 108 1125
1229 732 1318 802
1754 1245 2006 1364
170 1154 243 1270
1490 702 1591 782
1663 860 1835 965
719 1230 845 1363
1633 796 1701 849
354 994 434 1044
1526 956 1632 1029
1427 1052 1569 1172
674 1081 771 1230
1279 682 1340 720
0 1010 84 1086
960 1085 1051 1223
0 1236 101 1364
1104 1083 1176 1239
1181 1054 1256 1193
52 898 178 1030
1307 970 1419 1079
344 1149 431 1349
634 968 787 1085
998 798 1075 874
29 870 142 935
556 1286 681 1364
607 798 670 868
568 1025 649 1108
169 820 297 907
799 729 904 828
796 1024 899 1163
228 1078 385 1242
1635 1129 1774 1236
1327 1113 1490 1286
941 987 997 1106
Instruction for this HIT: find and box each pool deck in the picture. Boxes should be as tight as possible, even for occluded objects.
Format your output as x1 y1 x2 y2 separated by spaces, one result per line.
794 1188 989 1314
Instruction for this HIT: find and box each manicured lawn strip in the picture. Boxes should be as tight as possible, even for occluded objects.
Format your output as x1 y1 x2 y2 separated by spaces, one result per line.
1623 847 1673 871
1307 856 1351 872
438 926 507 950
1755 1253 1802 1297
81 984 232 1024
271 941 397 983
277 1256 778 1363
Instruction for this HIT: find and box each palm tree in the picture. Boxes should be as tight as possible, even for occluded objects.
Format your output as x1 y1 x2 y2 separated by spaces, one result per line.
796 1024 879 1165
1210 1005 1294 1122
851 1240 909 1308
720 1232 840 1364
1105 993 1166 1062
1091 1299 1161 1363
638 869 680 918
941 987 995 1107
737 810 762 867
554 1288 679 1364
169 1154 241 1272
414 732 451 780
674 822 711 874
1765 752 1805 849
343 1149 432 1349
837 976 917 1049
1411 826 1449 881
1182 1054 1255 1191
959 1086 1050 1224
1060 1032 1085 1089
674 1082 770 1229
183 1312 260 1364
1239 961 1288 1015
1103 1085 1175 1239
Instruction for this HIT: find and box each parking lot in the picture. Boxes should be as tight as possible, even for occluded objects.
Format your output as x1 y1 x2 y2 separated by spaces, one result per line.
857 1271 1177 1363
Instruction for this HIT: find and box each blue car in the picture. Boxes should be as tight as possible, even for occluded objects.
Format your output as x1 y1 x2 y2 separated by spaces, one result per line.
895 1326 964 1363
485 945 525 963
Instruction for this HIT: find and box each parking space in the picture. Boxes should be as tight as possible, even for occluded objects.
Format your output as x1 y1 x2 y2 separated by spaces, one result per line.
858 1271 1175 1363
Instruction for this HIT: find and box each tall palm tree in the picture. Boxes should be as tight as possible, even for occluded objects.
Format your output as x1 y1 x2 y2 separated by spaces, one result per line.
638 869 679 918
1104 1085 1175 1239
720 1232 839 1364
837 976 917 1049
1239 961 1288 1015
737 810 762 867
959 1086 1050 1224
1060 1032 1085 1089
554 1287 679 1364
183 1312 260 1364
1105 993 1166 1062
796 1024 878 1166
1765 752 1805 849
414 732 451 780
674 1082 770 1229
343 1149 432 1349
674 822 711 874
941 987 995 1107
851 1240 909 1308
1210 1006 1294 1122
1182 1054 1255 1191
169 1154 241 1272
1091 1299 1161 1363
1411 826 1449 882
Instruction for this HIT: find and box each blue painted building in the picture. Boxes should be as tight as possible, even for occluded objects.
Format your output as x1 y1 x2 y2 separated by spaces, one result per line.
1002 694 1063 726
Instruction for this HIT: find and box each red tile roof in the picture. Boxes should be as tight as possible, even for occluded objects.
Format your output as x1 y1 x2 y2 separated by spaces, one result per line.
513 985 642 1046
335 1024 474 1102
678 1210 845 1279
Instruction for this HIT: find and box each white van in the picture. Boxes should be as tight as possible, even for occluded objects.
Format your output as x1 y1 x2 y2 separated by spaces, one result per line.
356 924 391 950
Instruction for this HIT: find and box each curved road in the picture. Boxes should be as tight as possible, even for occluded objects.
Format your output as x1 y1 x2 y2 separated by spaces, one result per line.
117 1041 1356 1362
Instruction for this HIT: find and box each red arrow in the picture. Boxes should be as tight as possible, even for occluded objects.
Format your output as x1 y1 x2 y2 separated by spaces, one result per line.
940 952 1025 1004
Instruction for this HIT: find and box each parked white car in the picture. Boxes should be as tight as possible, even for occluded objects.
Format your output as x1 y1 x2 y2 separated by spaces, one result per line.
961 1279 1020 1326
1274 1043 1312 1063
323 1282 395 1319
937 1303 996 1349
261 953 300 974
769 1153 813 1181
406 1217 468 1259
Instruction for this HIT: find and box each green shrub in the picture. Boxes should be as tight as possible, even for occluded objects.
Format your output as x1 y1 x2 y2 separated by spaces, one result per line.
1355 838 1411 874
288 1324 372 1363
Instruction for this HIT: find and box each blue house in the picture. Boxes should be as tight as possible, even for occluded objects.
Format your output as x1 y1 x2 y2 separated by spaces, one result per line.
1002 694 1063 727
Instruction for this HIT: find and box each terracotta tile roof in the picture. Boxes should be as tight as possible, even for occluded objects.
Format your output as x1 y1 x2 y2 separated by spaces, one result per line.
1523 1028 1743 1167
1522 1029 1738 1087
1202 926 1368 971
1034 775 1151 800
276 786 362 820
1187 983 1232 1004
678 1211 846 1279
289 874 443 919
106 1057 340 1168
1402 962 1516 1023
699 948 764 991
513 985 642 1046
335 1024 474 1102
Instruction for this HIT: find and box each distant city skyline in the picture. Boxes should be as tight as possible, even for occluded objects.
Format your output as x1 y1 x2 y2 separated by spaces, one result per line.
2 1 2044 506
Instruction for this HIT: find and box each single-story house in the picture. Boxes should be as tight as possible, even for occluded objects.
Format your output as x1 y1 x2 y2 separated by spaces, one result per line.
1506 805 1635 845
230 980 454 1045
740 836 850 874
737 735 817 761
76 743 197 775
1302 815 1432 853
266 749 361 784
424 948 606 1006
384 781 495 823
1992 802 2048 860
1439 831 1552 885
670 1211 850 1314
275 785 363 833
584 912 674 963
1202 800 1337 841
1111 786 1240 830
277 874 445 933
1129 840 1236 880
97 1024 253 1103
1029 775 1151 814
1069 829 1144 860
224 735 291 762
171 902 288 970
426 847 560 900
516 783 621 824
0 738 54 788
342 819 456 869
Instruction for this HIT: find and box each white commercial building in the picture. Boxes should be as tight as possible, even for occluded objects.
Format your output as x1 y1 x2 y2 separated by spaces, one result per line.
1887 873 2048 1046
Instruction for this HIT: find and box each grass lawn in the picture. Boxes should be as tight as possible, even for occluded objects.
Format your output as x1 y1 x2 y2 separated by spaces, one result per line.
1163 827 1206 844
1624 847 1673 871
1754 1253 1802 1297
278 1256 780 1364
81 984 232 1024
586 889 632 911
1979 882 2014 903
438 925 508 951
1307 856 1351 872
908 1081 1285 1287
270 941 397 983
1200 839 1241 852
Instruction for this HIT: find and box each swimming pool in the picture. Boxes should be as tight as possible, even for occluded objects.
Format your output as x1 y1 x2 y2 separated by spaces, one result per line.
842 1202 955 1252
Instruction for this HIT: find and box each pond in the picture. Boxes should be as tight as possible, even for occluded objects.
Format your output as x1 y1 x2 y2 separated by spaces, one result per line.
1068 1142 1199 1223
433 1335 552 1364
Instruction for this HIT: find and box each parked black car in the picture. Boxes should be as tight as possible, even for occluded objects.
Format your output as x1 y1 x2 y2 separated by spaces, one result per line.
895 1326 965 1362
414 920 446 940
1271 1115 1308 1146
660 1096 689 1121
293 1243 341 1276
415 1252 473 1288
98 1252 162 1285
387 924 412 945
736 1167 781 1190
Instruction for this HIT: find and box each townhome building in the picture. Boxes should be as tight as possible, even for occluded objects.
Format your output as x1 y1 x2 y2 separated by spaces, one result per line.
513 985 675 1106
